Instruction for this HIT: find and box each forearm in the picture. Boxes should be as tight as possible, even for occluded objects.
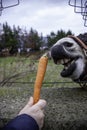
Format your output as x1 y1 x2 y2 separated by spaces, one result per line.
2 114 39 130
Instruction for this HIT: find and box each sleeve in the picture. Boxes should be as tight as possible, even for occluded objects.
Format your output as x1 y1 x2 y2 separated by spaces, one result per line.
2 114 39 130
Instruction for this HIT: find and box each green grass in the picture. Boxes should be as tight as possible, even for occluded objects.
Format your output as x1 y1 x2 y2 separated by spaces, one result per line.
0 55 80 97
0 56 79 87
0 56 37 84
0 85 33 98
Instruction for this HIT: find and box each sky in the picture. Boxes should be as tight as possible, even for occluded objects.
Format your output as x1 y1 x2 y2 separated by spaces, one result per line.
0 0 87 36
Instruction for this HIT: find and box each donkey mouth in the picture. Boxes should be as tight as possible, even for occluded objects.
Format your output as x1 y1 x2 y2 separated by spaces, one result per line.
55 58 77 77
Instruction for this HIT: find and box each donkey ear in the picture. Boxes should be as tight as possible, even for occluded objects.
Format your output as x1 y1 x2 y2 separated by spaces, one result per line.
77 33 87 46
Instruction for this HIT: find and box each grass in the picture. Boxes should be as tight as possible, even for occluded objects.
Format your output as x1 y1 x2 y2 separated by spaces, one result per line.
0 54 81 128
0 85 33 98
0 56 37 84
0 54 79 97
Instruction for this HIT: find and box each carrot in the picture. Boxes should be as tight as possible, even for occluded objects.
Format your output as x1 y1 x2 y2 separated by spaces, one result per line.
33 54 48 104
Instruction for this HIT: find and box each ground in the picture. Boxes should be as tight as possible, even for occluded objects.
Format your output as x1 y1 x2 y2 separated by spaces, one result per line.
1 86 87 130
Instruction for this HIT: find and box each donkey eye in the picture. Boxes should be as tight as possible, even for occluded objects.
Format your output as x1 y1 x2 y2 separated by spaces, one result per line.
64 42 73 47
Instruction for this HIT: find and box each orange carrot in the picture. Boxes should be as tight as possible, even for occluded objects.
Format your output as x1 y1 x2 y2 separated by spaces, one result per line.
33 54 48 104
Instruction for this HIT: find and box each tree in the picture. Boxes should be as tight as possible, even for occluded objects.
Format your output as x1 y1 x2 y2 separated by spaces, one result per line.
0 22 74 54
25 28 43 50
47 29 74 47
1 23 19 54
9 25 19 54
56 29 66 39
66 30 74 36
2 22 12 48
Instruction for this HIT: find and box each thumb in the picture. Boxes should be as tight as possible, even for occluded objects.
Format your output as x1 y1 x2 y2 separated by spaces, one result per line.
35 99 47 109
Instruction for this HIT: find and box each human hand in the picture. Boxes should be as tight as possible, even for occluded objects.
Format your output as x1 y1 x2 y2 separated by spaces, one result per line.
18 97 47 129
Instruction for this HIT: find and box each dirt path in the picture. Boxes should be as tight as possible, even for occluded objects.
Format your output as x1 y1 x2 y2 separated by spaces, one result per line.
1 86 87 130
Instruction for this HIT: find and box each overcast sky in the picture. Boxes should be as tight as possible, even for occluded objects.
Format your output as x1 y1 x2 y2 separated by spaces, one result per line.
0 0 87 36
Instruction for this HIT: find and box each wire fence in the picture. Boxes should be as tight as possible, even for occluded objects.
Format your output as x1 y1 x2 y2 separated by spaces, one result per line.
0 56 80 87
0 0 20 16
68 0 87 27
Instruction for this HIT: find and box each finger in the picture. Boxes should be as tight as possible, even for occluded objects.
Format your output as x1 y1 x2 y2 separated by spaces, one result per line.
27 97 34 107
36 100 47 110
39 112 45 129
39 117 44 129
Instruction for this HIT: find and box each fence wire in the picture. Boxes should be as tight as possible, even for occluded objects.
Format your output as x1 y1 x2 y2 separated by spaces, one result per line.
0 56 82 87
0 0 20 15
68 0 87 27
